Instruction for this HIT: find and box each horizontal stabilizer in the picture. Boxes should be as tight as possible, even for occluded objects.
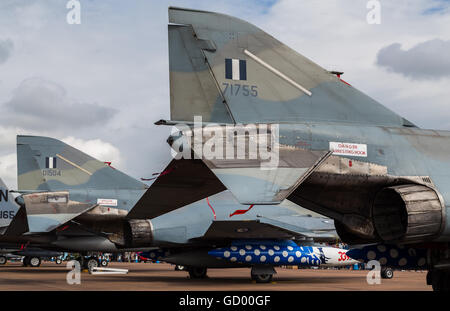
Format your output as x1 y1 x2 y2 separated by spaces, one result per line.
4 206 28 236
161 124 333 206
203 147 332 205
128 137 331 218
22 191 95 233
127 159 226 219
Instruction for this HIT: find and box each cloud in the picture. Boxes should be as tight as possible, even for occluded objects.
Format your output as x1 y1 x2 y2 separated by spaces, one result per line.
1 77 117 130
62 136 123 169
0 135 124 189
2 0 450 188
376 39 450 80
0 153 17 189
0 39 13 64
0 127 21 150
423 0 450 15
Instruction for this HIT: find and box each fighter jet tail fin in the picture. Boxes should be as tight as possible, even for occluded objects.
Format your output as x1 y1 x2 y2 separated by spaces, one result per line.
168 7 405 127
17 136 146 192
168 22 235 124
0 178 20 229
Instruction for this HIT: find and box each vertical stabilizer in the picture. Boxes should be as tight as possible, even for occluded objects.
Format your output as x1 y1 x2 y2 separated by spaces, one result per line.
0 178 19 229
168 7 405 126
17 136 146 192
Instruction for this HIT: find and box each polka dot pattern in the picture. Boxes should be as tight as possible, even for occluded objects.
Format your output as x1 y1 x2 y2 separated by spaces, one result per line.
139 249 170 262
208 243 323 266
358 244 429 270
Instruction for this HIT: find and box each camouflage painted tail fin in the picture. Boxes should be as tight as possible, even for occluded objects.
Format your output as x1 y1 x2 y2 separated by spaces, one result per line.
0 178 19 230
17 136 146 192
168 7 405 127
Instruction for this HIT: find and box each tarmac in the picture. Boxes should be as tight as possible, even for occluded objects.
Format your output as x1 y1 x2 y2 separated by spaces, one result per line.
0 261 430 291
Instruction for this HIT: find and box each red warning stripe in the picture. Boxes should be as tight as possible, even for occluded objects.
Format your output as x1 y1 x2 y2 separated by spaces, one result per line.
340 79 352 86
141 168 175 181
56 225 69 232
20 242 30 250
206 197 216 220
229 205 254 217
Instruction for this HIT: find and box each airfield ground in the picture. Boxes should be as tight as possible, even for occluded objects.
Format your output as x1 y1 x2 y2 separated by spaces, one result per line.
0 262 430 291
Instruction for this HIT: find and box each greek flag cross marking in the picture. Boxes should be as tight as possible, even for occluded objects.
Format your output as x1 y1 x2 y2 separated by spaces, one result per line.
225 58 247 81
46 157 57 169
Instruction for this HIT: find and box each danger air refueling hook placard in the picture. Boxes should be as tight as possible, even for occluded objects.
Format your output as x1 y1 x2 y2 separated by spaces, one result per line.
329 142 368 157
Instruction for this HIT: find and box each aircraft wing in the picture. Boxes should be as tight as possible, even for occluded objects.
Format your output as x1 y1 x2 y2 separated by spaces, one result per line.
21 192 96 234
127 159 226 219
127 147 331 219
4 206 28 236
200 147 332 205
0 178 27 236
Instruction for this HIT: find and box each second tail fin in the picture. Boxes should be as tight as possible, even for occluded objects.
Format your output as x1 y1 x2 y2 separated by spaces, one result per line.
0 178 19 229
17 136 146 192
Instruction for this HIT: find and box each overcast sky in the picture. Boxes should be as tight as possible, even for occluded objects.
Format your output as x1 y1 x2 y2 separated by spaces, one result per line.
1 0 450 188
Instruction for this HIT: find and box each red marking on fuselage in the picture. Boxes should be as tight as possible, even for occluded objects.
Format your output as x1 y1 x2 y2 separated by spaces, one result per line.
206 197 217 220
141 168 175 181
160 168 174 176
340 79 352 86
104 162 116 169
229 205 254 217
20 242 30 250
56 225 69 232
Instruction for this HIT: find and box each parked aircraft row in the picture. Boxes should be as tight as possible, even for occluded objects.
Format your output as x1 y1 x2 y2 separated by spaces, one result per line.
2 7 448 290
0 134 356 282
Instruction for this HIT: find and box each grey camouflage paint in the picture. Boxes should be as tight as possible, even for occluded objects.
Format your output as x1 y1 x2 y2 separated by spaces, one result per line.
164 7 450 245
13 135 338 248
